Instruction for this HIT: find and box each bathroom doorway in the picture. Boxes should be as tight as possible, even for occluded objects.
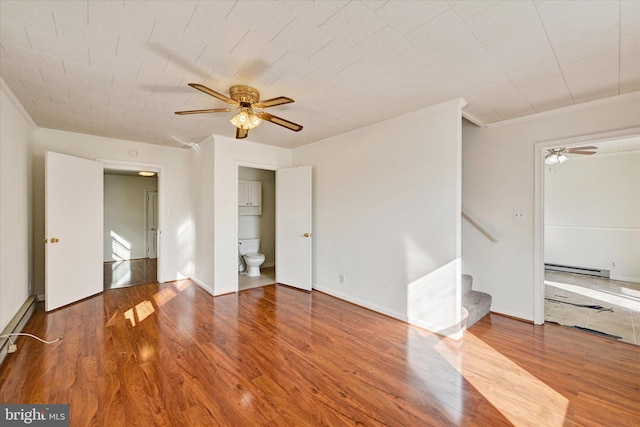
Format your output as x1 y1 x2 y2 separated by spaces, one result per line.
238 166 276 290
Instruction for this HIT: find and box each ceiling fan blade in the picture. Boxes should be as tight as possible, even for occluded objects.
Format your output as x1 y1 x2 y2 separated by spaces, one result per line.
236 127 249 139
566 150 596 155
256 112 303 132
188 83 239 106
175 108 233 115
253 96 295 109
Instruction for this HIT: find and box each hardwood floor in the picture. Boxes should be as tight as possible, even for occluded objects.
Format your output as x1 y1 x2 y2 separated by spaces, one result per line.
103 258 157 290
1 281 639 426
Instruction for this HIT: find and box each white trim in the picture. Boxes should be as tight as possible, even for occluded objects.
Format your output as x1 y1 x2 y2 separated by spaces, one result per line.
462 110 485 127
313 283 408 323
98 158 166 282
0 76 37 128
488 91 640 129
533 127 640 325
545 225 639 232
611 275 640 284
190 276 215 296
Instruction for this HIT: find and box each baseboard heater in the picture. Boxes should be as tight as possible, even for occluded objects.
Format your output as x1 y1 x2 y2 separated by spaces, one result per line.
545 263 610 278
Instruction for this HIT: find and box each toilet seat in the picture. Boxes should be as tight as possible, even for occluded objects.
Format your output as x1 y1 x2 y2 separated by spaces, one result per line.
244 253 264 260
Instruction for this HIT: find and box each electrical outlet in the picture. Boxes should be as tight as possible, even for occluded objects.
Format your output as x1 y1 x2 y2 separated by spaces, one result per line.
611 262 616 268
339 274 345 285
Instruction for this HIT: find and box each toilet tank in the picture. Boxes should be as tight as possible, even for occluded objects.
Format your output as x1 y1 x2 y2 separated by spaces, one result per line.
238 238 260 255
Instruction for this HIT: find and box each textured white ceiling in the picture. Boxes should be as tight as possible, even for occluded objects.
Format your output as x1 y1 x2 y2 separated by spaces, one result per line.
1 0 638 149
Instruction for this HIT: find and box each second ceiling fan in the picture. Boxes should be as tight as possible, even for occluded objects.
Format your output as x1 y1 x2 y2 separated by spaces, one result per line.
545 146 597 165
175 83 303 139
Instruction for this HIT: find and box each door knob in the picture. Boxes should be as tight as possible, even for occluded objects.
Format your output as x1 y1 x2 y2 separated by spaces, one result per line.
303 233 310 238
50 237 59 243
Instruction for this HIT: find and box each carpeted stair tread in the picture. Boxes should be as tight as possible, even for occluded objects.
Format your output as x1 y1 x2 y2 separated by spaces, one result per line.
461 274 492 329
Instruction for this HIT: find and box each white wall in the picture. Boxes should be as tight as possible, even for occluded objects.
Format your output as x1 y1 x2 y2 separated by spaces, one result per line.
462 93 640 321
0 79 35 332
32 128 193 296
292 99 465 335
103 173 158 261
545 151 640 282
238 167 275 267
191 136 290 295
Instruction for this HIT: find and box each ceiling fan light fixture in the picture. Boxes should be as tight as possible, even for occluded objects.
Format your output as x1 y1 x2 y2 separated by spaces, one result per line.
557 154 568 164
545 154 559 165
230 109 262 130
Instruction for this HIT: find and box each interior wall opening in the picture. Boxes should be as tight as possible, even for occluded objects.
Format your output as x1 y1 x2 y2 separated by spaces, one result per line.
237 166 277 291
103 169 159 290
540 133 640 346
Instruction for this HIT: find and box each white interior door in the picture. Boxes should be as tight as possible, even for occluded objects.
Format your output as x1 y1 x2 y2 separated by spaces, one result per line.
45 151 103 311
276 165 312 291
146 190 158 258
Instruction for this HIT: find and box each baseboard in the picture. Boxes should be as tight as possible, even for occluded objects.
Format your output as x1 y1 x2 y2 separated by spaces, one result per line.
312 284 466 339
262 262 275 268
189 277 215 296
0 296 37 365
488 307 533 323
312 284 408 323
610 274 640 284
490 311 535 324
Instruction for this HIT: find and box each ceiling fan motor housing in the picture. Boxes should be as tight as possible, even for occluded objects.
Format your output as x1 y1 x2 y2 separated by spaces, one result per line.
230 85 260 104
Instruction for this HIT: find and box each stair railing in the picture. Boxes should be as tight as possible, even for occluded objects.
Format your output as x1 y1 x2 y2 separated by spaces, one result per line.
462 209 498 243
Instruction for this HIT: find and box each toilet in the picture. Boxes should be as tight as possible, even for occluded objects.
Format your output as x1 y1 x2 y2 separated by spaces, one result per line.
238 238 265 277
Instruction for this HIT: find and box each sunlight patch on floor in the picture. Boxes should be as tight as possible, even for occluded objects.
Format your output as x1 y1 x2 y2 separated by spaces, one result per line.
435 332 568 427
545 280 640 311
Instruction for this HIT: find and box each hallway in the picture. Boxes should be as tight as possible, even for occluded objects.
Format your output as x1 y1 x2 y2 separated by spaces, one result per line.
104 258 157 290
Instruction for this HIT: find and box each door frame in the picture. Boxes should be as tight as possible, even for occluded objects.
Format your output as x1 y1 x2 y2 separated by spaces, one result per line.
99 159 166 282
145 189 159 258
533 127 640 324
234 161 278 291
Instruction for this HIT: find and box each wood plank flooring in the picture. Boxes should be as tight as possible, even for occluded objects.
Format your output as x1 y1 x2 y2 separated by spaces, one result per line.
1 281 639 426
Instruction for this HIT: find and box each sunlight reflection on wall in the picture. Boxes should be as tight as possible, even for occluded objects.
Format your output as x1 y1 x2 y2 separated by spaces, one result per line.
407 258 462 338
110 230 131 261
177 218 195 280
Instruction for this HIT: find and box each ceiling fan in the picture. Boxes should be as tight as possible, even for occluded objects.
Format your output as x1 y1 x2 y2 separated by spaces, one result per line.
175 83 303 139
545 146 597 165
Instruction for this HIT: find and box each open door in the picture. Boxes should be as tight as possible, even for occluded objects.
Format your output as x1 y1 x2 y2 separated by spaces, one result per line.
276 165 312 291
45 151 103 311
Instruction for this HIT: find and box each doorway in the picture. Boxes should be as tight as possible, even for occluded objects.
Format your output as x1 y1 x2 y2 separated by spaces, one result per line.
103 169 159 290
535 129 640 345
237 166 276 290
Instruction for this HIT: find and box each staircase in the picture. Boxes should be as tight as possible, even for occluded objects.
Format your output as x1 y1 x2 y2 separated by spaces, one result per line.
461 274 492 329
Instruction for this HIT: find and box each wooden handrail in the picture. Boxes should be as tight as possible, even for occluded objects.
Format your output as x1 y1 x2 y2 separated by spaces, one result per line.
462 209 498 243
